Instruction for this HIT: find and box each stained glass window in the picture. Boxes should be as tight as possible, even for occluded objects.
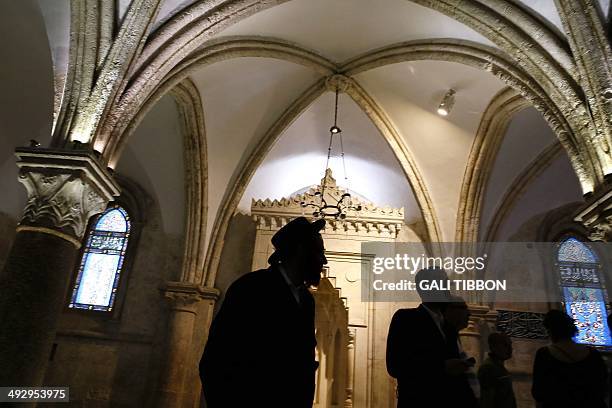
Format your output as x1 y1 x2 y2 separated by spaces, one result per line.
69 206 131 312
556 237 611 346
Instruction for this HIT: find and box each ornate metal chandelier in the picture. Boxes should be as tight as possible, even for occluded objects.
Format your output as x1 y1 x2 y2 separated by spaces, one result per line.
301 82 362 219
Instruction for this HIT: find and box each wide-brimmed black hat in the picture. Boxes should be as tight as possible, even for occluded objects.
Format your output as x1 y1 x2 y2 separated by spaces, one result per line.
268 217 325 264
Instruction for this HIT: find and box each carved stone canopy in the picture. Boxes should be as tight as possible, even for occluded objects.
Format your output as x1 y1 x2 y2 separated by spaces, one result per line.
251 169 404 236
15 148 121 242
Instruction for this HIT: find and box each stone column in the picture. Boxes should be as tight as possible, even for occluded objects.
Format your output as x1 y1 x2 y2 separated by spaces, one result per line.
344 328 356 408
0 148 119 387
158 282 218 408
460 304 491 366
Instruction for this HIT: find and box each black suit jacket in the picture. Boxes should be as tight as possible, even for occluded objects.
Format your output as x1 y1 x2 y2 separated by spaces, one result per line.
200 266 317 408
386 305 448 408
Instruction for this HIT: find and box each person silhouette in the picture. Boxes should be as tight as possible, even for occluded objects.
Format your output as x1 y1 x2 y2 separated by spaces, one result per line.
199 217 327 408
442 296 479 408
478 332 516 408
532 309 607 408
386 267 469 408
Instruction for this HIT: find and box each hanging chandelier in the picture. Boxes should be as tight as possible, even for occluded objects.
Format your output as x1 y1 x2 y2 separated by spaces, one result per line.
301 84 362 219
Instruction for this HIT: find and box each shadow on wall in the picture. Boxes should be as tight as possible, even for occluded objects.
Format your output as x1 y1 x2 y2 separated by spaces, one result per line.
214 213 257 313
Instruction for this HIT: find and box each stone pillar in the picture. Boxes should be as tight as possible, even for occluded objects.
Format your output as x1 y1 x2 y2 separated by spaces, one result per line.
344 328 355 408
460 304 491 366
0 148 119 387
158 282 218 408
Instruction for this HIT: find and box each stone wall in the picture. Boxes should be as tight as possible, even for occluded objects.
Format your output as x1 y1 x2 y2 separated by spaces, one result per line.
42 195 184 407
213 213 257 310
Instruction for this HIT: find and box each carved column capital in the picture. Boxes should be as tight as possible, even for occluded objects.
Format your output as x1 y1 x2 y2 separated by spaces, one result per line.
574 186 612 242
15 148 120 246
161 281 219 313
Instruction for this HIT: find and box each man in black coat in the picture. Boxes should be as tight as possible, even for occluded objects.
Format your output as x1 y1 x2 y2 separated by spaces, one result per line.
199 217 326 408
386 268 473 408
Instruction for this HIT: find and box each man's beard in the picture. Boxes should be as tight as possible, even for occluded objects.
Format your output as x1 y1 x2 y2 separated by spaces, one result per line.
304 267 322 287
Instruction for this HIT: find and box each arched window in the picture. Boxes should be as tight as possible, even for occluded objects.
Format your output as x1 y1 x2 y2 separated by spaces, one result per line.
68 206 131 312
556 236 612 346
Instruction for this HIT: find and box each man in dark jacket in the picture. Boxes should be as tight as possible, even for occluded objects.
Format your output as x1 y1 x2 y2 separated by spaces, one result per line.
386 268 473 408
199 217 326 408
443 296 479 408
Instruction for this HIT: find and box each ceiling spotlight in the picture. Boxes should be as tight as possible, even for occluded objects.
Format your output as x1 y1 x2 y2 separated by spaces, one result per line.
437 89 456 117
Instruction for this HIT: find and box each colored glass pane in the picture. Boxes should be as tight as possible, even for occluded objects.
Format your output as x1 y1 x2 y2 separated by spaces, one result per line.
557 237 598 263
563 287 612 346
96 208 128 232
557 237 611 347
69 206 130 312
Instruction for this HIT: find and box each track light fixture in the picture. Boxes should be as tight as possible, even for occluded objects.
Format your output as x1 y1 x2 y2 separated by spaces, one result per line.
437 89 456 117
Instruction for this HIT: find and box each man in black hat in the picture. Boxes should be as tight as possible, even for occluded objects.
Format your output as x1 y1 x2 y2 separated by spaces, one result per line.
200 216 327 407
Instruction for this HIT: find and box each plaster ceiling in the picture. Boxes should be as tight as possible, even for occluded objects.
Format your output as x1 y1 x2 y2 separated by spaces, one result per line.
480 107 558 237
355 60 506 239
216 0 495 62
517 0 610 35
239 92 420 222
116 95 186 236
190 57 322 242
495 152 582 242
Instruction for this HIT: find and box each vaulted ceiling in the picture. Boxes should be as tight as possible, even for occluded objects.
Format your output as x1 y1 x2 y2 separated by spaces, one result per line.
1 0 603 247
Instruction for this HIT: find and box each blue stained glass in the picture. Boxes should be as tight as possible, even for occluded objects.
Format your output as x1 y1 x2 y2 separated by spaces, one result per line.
563 287 612 346
557 237 611 347
557 237 598 263
69 206 130 312
96 208 128 232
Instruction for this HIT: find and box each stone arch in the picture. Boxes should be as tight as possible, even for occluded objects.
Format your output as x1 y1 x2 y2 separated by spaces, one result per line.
455 87 529 244
104 39 444 283
342 39 593 193
103 34 599 283
169 79 208 284
96 0 604 191
198 73 442 286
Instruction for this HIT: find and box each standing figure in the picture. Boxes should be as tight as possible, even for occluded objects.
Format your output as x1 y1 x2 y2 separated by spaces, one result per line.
478 332 516 408
199 217 327 408
532 310 607 408
442 296 479 408
386 268 471 408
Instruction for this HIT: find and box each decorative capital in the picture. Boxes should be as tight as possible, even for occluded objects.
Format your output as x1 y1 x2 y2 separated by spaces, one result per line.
161 281 220 313
325 74 352 93
574 186 612 242
15 148 120 243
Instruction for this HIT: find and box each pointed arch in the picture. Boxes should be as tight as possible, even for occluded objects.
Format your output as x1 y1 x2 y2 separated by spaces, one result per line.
95 0 606 191
455 87 529 244
170 79 208 284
